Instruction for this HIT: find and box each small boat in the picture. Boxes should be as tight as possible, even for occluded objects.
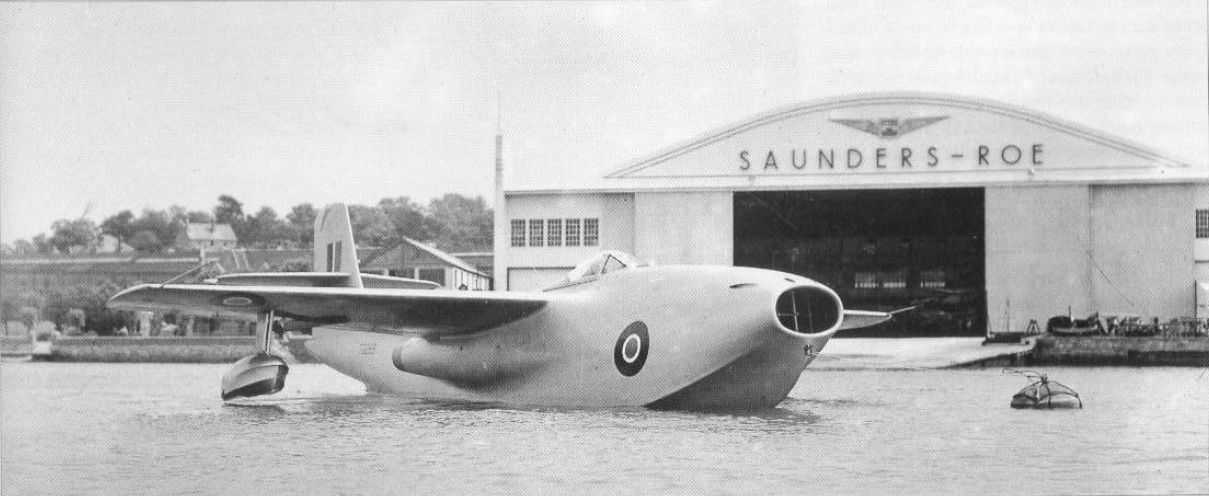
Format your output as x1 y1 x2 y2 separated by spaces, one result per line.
1046 313 1103 336
1004 369 1082 409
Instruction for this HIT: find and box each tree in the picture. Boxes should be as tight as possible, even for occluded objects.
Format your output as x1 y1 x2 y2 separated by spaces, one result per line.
129 209 175 252
130 230 162 252
31 234 51 254
65 308 86 335
1 287 45 325
246 206 290 248
100 210 136 253
37 278 131 335
286 203 317 246
48 218 100 253
286 203 316 227
428 194 493 252
379 197 435 241
347 205 394 247
187 210 214 223
7 239 37 255
214 195 249 244
214 195 244 224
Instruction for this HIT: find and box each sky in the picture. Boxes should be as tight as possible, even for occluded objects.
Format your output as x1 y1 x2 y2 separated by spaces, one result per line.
1 1 1206 244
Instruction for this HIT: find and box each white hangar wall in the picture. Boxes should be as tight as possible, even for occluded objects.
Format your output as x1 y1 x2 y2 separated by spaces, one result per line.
504 193 634 290
984 185 1094 333
985 184 1197 333
1199 183 1209 319
1089 184 1195 320
1198 183 1209 282
633 192 732 266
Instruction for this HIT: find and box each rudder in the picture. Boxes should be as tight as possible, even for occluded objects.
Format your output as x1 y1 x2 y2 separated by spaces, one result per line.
313 203 363 288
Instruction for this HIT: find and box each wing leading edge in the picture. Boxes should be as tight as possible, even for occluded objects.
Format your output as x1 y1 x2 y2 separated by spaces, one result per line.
839 307 915 331
107 284 549 338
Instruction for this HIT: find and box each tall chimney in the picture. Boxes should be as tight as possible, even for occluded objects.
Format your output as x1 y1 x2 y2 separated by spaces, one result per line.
492 134 507 290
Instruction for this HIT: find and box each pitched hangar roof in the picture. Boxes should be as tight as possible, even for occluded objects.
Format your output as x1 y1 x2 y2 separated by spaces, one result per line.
506 92 1206 195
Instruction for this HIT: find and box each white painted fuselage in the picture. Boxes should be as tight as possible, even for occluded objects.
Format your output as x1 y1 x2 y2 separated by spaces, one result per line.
306 265 840 409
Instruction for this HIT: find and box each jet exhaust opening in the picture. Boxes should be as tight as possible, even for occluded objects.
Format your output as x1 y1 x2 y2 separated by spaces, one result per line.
775 285 842 335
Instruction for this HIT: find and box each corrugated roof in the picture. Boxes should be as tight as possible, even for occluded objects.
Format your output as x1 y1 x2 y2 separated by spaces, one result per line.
360 238 485 276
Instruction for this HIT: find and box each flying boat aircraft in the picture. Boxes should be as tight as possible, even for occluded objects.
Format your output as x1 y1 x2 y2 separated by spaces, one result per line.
107 204 895 410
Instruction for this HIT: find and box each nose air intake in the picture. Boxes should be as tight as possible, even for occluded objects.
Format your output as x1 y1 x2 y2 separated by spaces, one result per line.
775 285 842 335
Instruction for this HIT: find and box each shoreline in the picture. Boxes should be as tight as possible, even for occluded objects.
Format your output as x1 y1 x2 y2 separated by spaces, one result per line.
3 334 1206 368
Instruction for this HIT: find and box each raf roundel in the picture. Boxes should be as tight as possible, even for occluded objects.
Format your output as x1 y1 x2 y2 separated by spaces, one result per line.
613 321 650 376
210 292 266 309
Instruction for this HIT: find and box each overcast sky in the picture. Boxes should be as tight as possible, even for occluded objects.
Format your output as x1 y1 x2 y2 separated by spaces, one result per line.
1 1 1206 244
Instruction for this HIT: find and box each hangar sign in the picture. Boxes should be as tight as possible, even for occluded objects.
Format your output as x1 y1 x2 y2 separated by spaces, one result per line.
604 94 1188 181
738 144 1045 171
739 114 1044 172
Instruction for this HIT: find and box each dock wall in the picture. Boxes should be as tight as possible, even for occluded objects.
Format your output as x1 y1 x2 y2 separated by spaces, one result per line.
43 336 259 363
1029 336 1209 366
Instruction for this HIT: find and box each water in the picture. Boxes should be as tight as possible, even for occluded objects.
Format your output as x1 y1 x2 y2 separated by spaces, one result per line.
2 362 1206 495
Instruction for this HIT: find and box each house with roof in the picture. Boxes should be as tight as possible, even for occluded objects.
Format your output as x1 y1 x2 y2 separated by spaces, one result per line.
360 238 491 290
175 223 237 251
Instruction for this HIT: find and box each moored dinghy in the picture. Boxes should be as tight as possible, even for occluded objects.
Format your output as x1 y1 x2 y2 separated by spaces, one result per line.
1004 369 1082 409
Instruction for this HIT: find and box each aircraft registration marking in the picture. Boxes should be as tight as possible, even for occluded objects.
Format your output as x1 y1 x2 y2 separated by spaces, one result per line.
359 342 377 355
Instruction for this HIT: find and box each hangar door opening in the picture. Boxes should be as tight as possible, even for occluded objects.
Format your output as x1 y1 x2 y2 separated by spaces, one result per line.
734 189 985 336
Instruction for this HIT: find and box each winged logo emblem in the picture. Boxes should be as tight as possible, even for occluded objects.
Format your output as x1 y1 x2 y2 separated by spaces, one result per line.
831 116 948 138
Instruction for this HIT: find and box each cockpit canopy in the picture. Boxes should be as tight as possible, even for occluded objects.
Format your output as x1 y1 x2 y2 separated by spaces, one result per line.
550 251 643 289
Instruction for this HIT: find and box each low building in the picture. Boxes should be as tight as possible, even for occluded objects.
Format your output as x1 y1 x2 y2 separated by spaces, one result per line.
360 238 491 290
450 251 493 283
175 223 237 251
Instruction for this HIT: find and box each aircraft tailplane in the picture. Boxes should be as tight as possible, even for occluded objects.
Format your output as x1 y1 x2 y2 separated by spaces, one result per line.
313 203 363 288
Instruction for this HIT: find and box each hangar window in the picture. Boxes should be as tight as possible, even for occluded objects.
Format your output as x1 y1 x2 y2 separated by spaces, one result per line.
920 269 947 289
1198 209 1209 238
529 219 545 247
584 218 599 246
854 271 878 289
565 219 581 246
511 220 526 247
881 270 908 289
547 219 563 246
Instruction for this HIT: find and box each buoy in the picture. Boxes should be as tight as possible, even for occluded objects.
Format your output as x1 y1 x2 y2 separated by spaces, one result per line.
1003 368 1082 409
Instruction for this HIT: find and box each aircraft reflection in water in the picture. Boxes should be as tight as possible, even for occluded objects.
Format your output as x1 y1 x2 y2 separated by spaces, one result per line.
108 204 894 410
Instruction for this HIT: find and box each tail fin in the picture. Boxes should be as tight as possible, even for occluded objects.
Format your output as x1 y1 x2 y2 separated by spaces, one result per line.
313 203 363 288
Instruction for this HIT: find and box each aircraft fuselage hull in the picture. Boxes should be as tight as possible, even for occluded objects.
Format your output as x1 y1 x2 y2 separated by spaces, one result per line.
306 265 839 409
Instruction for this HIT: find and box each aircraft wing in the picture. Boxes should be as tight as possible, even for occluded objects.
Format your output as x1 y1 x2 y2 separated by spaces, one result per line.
107 283 549 338
839 307 916 330
838 309 892 330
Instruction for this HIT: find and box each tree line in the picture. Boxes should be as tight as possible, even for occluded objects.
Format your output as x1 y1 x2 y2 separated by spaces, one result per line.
1 193 493 335
2 193 494 255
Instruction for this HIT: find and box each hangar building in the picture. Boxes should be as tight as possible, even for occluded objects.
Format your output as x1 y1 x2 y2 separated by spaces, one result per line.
493 93 1209 336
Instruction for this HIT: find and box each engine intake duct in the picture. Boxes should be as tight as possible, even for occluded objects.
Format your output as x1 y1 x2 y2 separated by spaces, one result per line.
775 284 842 336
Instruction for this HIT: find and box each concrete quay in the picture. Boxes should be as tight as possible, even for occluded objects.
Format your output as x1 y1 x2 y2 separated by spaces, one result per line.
37 336 260 363
812 338 1033 370
813 335 1209 370
1028 335 1209 366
